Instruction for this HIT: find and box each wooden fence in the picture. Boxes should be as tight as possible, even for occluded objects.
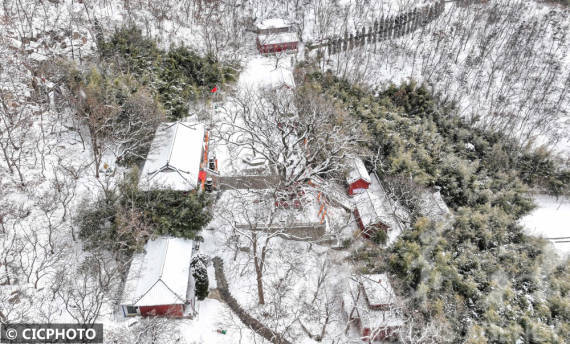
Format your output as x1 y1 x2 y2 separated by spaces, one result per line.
322 0 446 55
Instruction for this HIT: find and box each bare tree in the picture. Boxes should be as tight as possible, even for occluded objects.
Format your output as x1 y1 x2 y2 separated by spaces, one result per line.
0 87 32 186
0 232 21 286
55 252 122 325
105 316 187 344
297 257 343 341
17 229 63 289
217 188 315 306
221 84 366 189
398 310 449 344
65 74 119 178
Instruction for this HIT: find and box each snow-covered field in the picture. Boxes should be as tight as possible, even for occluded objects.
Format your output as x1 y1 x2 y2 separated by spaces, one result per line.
521 195 570 257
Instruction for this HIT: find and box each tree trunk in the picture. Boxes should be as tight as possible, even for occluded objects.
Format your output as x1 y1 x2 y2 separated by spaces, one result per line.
252 233 265 305
254 257 265 305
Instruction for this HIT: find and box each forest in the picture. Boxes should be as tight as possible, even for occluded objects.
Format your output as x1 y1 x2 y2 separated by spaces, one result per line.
309 71 569 343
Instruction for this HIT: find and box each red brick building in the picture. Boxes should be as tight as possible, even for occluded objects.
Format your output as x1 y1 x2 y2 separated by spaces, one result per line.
120 237 196 318
256 18 298 54
346 157 371 196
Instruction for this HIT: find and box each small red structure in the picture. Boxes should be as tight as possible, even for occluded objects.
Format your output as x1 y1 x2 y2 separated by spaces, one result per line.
354 208 389 240
256 18 298 54
346 157 371 196
256 35 298 54
352 173 402 241
139 304 184 317
342 274 402 342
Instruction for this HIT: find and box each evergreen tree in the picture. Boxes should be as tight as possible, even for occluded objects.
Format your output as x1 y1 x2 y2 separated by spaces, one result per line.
191 254 210 301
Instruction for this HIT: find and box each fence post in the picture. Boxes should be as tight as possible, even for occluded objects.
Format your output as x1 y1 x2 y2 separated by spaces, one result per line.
412 8 419 32
380 16 386 41
394 13 400 37
389 15 395 40
404 11 410 35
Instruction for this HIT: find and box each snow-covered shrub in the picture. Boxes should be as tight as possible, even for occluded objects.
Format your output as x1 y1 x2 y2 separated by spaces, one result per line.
100 26 237 119
190 254 210 301
372 228 387 245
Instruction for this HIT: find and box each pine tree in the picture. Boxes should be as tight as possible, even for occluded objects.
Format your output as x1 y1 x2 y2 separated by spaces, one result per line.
191 255 209 300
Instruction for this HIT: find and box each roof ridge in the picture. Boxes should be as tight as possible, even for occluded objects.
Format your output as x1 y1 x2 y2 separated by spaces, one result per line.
156 279 187 304
166 122 180 167
158 238 170 280
368 173 385 218
133 279 160 305
177 121 201 130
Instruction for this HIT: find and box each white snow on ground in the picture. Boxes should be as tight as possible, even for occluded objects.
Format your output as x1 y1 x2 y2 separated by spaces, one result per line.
238 55 296 90
211 54 296 177
179 299 255 344
521 195 570 257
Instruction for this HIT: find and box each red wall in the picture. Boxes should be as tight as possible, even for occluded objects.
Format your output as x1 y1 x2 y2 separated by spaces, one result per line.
258 41 298 54
354 209 365 232
348 178 370 195
139 304 184 317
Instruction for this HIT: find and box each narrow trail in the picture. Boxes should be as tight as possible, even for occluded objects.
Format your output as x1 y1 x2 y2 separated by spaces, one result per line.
212 257 292 344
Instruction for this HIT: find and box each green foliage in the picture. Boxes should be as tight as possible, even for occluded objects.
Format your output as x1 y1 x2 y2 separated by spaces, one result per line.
372 229 388 245
310 71 570 343
119 168 212 240
63 64 164 166
126 189 212 239
77 197 117 251
100 26 237 119
78 169 212 255
191 254 210 301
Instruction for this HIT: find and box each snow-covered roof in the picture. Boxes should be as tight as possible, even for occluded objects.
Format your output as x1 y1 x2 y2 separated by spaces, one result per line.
343 275 404 329
360 274 396 306
121 237 194 307
256 18 291 30
257 32 298 45
139 121 205 191
354 173 405 231
419 190 451 221
346 157 371 185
